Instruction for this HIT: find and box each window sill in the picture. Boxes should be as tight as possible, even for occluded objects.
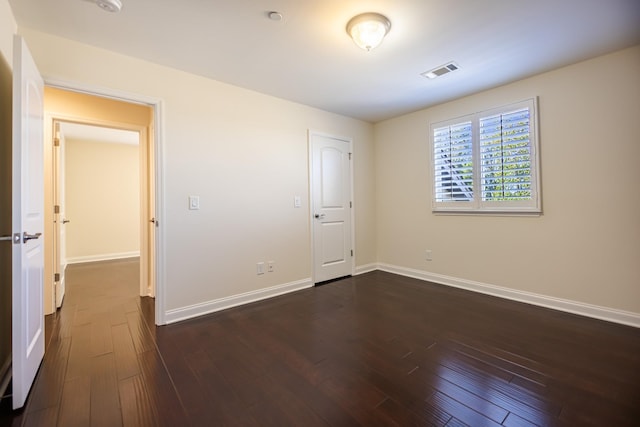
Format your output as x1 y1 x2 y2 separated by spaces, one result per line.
432 209 542 217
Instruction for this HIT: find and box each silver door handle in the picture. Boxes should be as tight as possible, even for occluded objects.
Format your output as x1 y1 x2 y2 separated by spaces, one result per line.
314 213 326 219
23 232 42 243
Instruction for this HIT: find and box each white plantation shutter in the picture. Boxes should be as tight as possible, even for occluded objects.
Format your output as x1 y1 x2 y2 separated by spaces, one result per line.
479 108 532 201
433 121 473 202
430 98 540 213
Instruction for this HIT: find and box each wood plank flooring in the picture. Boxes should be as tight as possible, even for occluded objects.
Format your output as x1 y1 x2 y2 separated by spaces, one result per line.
1 259 639 426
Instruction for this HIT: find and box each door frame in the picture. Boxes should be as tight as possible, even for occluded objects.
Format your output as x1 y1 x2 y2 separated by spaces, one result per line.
50 116 149 299
308 129 356 284
45 78 166 325
51 120 65 309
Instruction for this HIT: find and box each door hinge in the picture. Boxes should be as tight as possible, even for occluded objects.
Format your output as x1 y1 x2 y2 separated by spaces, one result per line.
348 152 352 160
54 205 60 214
54 137 60 147
350 201 352 208
54 273 60 282
351 249 354 257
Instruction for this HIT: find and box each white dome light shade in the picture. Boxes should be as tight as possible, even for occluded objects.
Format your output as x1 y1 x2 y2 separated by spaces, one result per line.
346 13 391 51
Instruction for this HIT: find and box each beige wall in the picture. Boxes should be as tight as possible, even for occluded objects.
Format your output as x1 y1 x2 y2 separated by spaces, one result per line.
65 138 140 262
0 0 16 391
375 45 640 315
20 28 376 317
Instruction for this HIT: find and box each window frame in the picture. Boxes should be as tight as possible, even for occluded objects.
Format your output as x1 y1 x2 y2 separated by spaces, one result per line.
429 98 541 214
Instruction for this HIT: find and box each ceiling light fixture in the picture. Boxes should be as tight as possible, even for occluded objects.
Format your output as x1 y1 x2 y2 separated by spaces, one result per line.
95 0 122 13
346 13 391 51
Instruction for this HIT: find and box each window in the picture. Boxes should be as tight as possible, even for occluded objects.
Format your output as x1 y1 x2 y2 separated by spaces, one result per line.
430 98 540 213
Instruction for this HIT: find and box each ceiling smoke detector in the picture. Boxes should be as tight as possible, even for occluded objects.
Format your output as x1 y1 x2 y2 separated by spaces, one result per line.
268 11 283 21
95 0 122 13
421 62 460 79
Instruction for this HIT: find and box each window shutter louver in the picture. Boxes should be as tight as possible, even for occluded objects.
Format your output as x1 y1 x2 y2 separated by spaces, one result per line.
433 122 473 202
480 108 532 201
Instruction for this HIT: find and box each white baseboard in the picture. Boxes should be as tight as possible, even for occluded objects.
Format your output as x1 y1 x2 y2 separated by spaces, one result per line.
67 251 140 264
354 263 378 275
377 263 640 329
164 278 313 324
161 264 640 328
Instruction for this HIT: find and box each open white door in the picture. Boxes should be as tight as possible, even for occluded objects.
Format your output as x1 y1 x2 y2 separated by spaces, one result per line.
146 128 156 297
140 128 155 297
12 35 45 410
53 122 67 307
309 131 353 283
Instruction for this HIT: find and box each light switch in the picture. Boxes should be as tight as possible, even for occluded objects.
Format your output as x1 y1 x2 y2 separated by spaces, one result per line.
189 196 200 210
294 196 301 208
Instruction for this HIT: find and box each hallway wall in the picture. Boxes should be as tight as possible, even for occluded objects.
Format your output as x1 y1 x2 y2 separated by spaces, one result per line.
65 137 140 263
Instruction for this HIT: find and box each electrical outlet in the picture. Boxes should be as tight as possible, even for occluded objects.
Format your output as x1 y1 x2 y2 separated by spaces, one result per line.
425 250 432 261
268 261 274 272
257 262 265 275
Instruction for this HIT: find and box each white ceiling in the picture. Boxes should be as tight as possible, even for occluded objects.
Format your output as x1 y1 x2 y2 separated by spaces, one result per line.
9 0 640 123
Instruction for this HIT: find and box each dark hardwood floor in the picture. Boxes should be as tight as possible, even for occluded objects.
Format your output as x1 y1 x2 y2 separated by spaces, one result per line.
1 259 639 426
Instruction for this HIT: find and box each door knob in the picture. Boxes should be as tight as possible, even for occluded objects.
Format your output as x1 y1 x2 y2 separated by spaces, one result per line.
62 219 70 224
23 232 42 243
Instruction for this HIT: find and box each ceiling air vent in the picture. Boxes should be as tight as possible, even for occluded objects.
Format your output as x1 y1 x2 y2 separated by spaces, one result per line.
421 62 460 79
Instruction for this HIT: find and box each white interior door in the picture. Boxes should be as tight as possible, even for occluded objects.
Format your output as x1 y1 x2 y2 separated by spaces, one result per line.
146 128 156 297
54 122 67 307
140 128 155 297
310 131 353 283
12 35 45 410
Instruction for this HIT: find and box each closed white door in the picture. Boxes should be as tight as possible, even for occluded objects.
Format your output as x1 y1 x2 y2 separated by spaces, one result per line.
12 35 45 410
310 132 353 283
53 122 67 307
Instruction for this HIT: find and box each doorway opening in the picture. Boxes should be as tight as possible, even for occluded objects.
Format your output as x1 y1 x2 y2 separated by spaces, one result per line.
43 86 160 323
54 121 144 307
